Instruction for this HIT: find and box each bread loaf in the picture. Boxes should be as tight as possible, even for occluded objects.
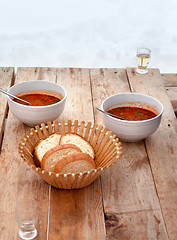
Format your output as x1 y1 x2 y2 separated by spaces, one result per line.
33 133 61 167
33 132 62 167
34 131 96 175
53 152 95 174
59 133 94 159
41 144 82 172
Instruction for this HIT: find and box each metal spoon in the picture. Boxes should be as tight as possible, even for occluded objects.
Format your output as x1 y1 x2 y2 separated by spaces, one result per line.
0 88 31 105
96 107 126 120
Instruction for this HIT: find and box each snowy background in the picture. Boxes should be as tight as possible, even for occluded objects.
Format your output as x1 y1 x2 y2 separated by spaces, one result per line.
0 0 177 73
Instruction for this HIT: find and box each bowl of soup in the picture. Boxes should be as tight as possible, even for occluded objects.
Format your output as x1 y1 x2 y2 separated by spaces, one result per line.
101 93 163 142
7 80 67 126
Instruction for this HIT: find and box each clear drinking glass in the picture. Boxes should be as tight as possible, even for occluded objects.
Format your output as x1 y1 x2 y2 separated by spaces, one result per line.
136 48 151 74
15 197 38 240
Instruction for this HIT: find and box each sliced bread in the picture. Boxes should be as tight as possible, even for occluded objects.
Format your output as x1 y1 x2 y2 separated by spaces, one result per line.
59 133 95 159
53 152 96 174
41 144 82 172
33 132 62 167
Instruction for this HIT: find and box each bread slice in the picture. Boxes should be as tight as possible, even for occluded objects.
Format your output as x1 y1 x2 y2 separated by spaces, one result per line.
53 152 96 174
33 132 62 167
41 144 82 172
59 133 95 159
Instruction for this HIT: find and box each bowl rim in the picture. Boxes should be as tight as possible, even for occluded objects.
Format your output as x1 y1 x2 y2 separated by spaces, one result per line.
7 80 67 109
101 92 164 124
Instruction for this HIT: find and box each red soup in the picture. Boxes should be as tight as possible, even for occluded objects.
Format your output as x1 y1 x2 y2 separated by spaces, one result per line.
107 106 157 121
12 92 62 106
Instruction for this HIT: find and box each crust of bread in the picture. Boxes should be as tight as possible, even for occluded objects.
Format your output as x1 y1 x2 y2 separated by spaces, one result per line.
33 132 62 167
59 132 95 159
53 152 95 174
33 146 42 167
41 144 82 171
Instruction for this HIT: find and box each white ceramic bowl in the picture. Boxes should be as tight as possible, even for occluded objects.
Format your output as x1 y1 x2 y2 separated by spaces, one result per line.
101 93 163 142
7 80 67 126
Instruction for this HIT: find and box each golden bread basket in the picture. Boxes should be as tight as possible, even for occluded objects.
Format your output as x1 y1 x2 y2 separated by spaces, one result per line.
19 120 122 189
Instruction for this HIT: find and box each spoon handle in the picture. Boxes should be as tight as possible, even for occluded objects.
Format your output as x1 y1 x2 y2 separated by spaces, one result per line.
0 88 31 105
96 107 125 120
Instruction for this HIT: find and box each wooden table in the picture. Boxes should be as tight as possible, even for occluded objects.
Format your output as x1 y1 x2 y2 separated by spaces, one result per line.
0 67 177 240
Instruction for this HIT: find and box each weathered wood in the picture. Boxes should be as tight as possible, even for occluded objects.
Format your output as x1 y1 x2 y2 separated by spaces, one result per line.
165 87 177 114
160 73 177 115
127 67 177 240
56 68 94 121
90 68 168 239
49 180 104 240
0 68 14 148
105 210 167 240
48 68 105 240
1 67 176 240
16 67 57 82
0 68 57 239
161 73 177 87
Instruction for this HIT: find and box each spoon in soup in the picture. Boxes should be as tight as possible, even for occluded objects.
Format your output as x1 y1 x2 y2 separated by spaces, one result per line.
96 107 126 120
0 88 31 105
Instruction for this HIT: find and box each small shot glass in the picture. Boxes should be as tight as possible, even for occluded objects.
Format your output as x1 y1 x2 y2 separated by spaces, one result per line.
15 196 38 240
136 48 151 74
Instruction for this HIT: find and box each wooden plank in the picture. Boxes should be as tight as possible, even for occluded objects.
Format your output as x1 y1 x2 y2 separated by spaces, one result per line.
0 68 14 146
161 73 177 87
16 67 57 82
56 68 94 121
105 210 167 240
90 68 168 239
127 67 177 240
48 68 105 240
0 68 57 239
160 73 177 115
165 87 177 114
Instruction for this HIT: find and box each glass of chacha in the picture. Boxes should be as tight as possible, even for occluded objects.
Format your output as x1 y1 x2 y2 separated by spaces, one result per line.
15 196 38 239
136 48 151 74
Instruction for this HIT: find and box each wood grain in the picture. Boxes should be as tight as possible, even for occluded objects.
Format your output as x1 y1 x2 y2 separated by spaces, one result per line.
1 67 176 240
90 68 168 239
48 68 105 240
0 68 57 239
105 210 167 240
0 68 14 148
56 68 94 121
127 67 177 240
161 73 177 87
165 87 177 114
161 73 177 115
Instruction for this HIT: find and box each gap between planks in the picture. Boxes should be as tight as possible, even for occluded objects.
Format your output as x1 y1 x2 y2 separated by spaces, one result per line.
88 69 96 124
126 68 171 239
125 70 163 212
126 67 168 210
0 68 15 154
142 140 169 238
46 185 51 240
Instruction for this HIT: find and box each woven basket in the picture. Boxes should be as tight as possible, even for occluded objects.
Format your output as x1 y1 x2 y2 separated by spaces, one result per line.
19 120 122 189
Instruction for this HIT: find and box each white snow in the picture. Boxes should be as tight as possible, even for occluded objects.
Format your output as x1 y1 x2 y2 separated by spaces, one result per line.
0 0 177 73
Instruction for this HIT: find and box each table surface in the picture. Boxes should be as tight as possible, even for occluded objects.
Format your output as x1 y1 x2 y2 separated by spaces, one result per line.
0 67 177 240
